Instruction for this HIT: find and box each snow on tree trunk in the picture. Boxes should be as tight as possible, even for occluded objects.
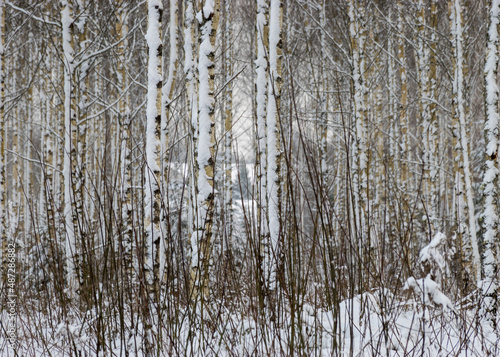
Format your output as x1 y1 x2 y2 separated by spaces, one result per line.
255 0 269 257
0 0 5 260
41 44 57 245
397 1 408 189
449 0 481 286
348 0 368 266
116 4 133 278
191 0 220 298
24 76 32 240
61 0 78 295
428 0 440 232
159 0 178 286
222 0 233 247
184 0 198 295
417 0 439 234
74 1 89 282
319 0 328 185
266 0 282 292
481 0 500 329
144 0 163 291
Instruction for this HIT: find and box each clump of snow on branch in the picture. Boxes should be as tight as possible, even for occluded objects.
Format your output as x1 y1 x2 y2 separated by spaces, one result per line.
419 231 446 272
404 232 454 312
404 276 455 312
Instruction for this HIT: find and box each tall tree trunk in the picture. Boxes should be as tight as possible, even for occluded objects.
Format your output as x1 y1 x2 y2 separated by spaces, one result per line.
397 1 408 189
481 0 500 330
75 0 90 291
144 0 163 294
255 0 269 275
319 0 328 188
449 0 481 288
184 0 198 299
222 0 233 260
161 0 179 285
191 0 220 299
428 0 439 232
348 0 368 290
266 0 282 293
0 0 6 266
116 1 133 280
61 0 78 295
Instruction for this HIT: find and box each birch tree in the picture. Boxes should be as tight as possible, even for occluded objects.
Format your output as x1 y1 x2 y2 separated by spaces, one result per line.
449 0 480 286
144 0 163 291
427 0 439 231
397 1 408 188
265 0 282 293
416 0 439 233
222 0 233 249
184 0 198 295
348 0 368 261
319 0 328 187
191 0 220 298
61 0 78 294
0 0 5 262
255 0 269 256
116 2 133 277
73 0 89 287
160 0 179 283
481 0 500 329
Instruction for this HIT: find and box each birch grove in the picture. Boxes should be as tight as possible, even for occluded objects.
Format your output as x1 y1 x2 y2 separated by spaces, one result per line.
2 1 500 355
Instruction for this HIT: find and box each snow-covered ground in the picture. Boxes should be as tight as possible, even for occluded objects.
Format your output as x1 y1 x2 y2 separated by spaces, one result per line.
1 288 498 356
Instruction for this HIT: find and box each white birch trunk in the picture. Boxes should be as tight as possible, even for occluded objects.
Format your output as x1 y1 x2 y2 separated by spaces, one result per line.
191 0 220 297
75 1 89 246
116 4 133 278
61 0 77 295
266 0 282 291
160 0 178 284
348 0 367 250
397 1 408 188
481 0 500 328
145 0 163 289
256 0 269 249
0 0 5 253
320 0 328 184
184 0 198 290
450 0 481 285
223 0 233 245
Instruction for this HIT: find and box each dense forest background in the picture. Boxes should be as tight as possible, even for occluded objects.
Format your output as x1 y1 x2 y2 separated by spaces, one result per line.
0 0 500 355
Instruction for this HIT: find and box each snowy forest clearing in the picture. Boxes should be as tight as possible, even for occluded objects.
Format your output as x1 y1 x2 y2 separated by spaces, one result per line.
1 0 500 355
